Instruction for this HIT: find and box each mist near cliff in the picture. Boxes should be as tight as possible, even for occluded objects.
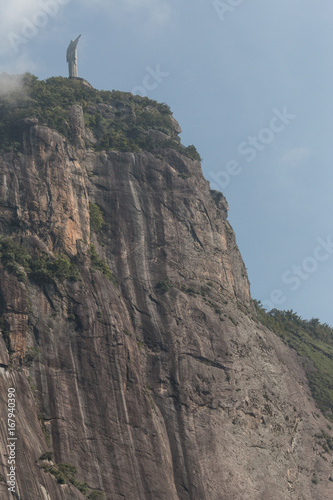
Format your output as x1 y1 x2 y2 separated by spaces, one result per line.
0 73 25 97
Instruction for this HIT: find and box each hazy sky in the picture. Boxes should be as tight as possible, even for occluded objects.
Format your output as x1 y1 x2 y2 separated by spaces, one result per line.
1 0 333 326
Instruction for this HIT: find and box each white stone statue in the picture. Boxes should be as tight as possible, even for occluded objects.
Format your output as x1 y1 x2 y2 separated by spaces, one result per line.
67 35 81 78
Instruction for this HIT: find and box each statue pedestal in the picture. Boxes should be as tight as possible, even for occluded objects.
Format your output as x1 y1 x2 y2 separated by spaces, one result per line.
68 76 93 88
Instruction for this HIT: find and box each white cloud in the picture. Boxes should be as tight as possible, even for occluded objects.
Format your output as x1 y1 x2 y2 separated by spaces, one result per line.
281 147 310 168
122 0 172 23
1 0 41 28
81 0 172 26
0 0 67 69
273 147 311 195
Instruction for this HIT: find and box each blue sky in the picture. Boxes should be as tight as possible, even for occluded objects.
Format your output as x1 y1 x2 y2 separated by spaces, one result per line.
1 0 333 326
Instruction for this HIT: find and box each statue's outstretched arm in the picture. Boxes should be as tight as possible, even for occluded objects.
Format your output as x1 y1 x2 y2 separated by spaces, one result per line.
73 35 81 48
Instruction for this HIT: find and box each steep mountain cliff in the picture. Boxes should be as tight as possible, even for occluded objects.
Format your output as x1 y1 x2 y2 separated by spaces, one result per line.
0 75 332 500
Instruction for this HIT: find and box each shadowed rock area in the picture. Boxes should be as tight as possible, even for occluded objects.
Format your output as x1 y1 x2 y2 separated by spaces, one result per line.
0 80 332 499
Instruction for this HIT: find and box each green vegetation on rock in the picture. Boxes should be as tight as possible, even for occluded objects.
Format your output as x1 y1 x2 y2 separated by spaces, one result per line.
155 279 173 293
30 253 80 283
23 347 40 366
42 462 92 496
42 465 67 484
39 452 53 461
0 237 80 283
89 203 105 232
90 244 116 284
254 300 333 421
0 74 201 161
0 237 30 281
88 492 105 500
0 236 117 289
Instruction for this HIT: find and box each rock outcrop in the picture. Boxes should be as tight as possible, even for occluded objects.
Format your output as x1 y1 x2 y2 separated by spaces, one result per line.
0 102 332 500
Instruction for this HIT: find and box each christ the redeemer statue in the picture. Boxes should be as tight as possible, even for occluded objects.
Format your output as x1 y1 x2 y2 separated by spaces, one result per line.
67 35 81 78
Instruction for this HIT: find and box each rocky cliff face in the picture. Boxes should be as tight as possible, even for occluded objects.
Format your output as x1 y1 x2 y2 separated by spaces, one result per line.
0 98 332 500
